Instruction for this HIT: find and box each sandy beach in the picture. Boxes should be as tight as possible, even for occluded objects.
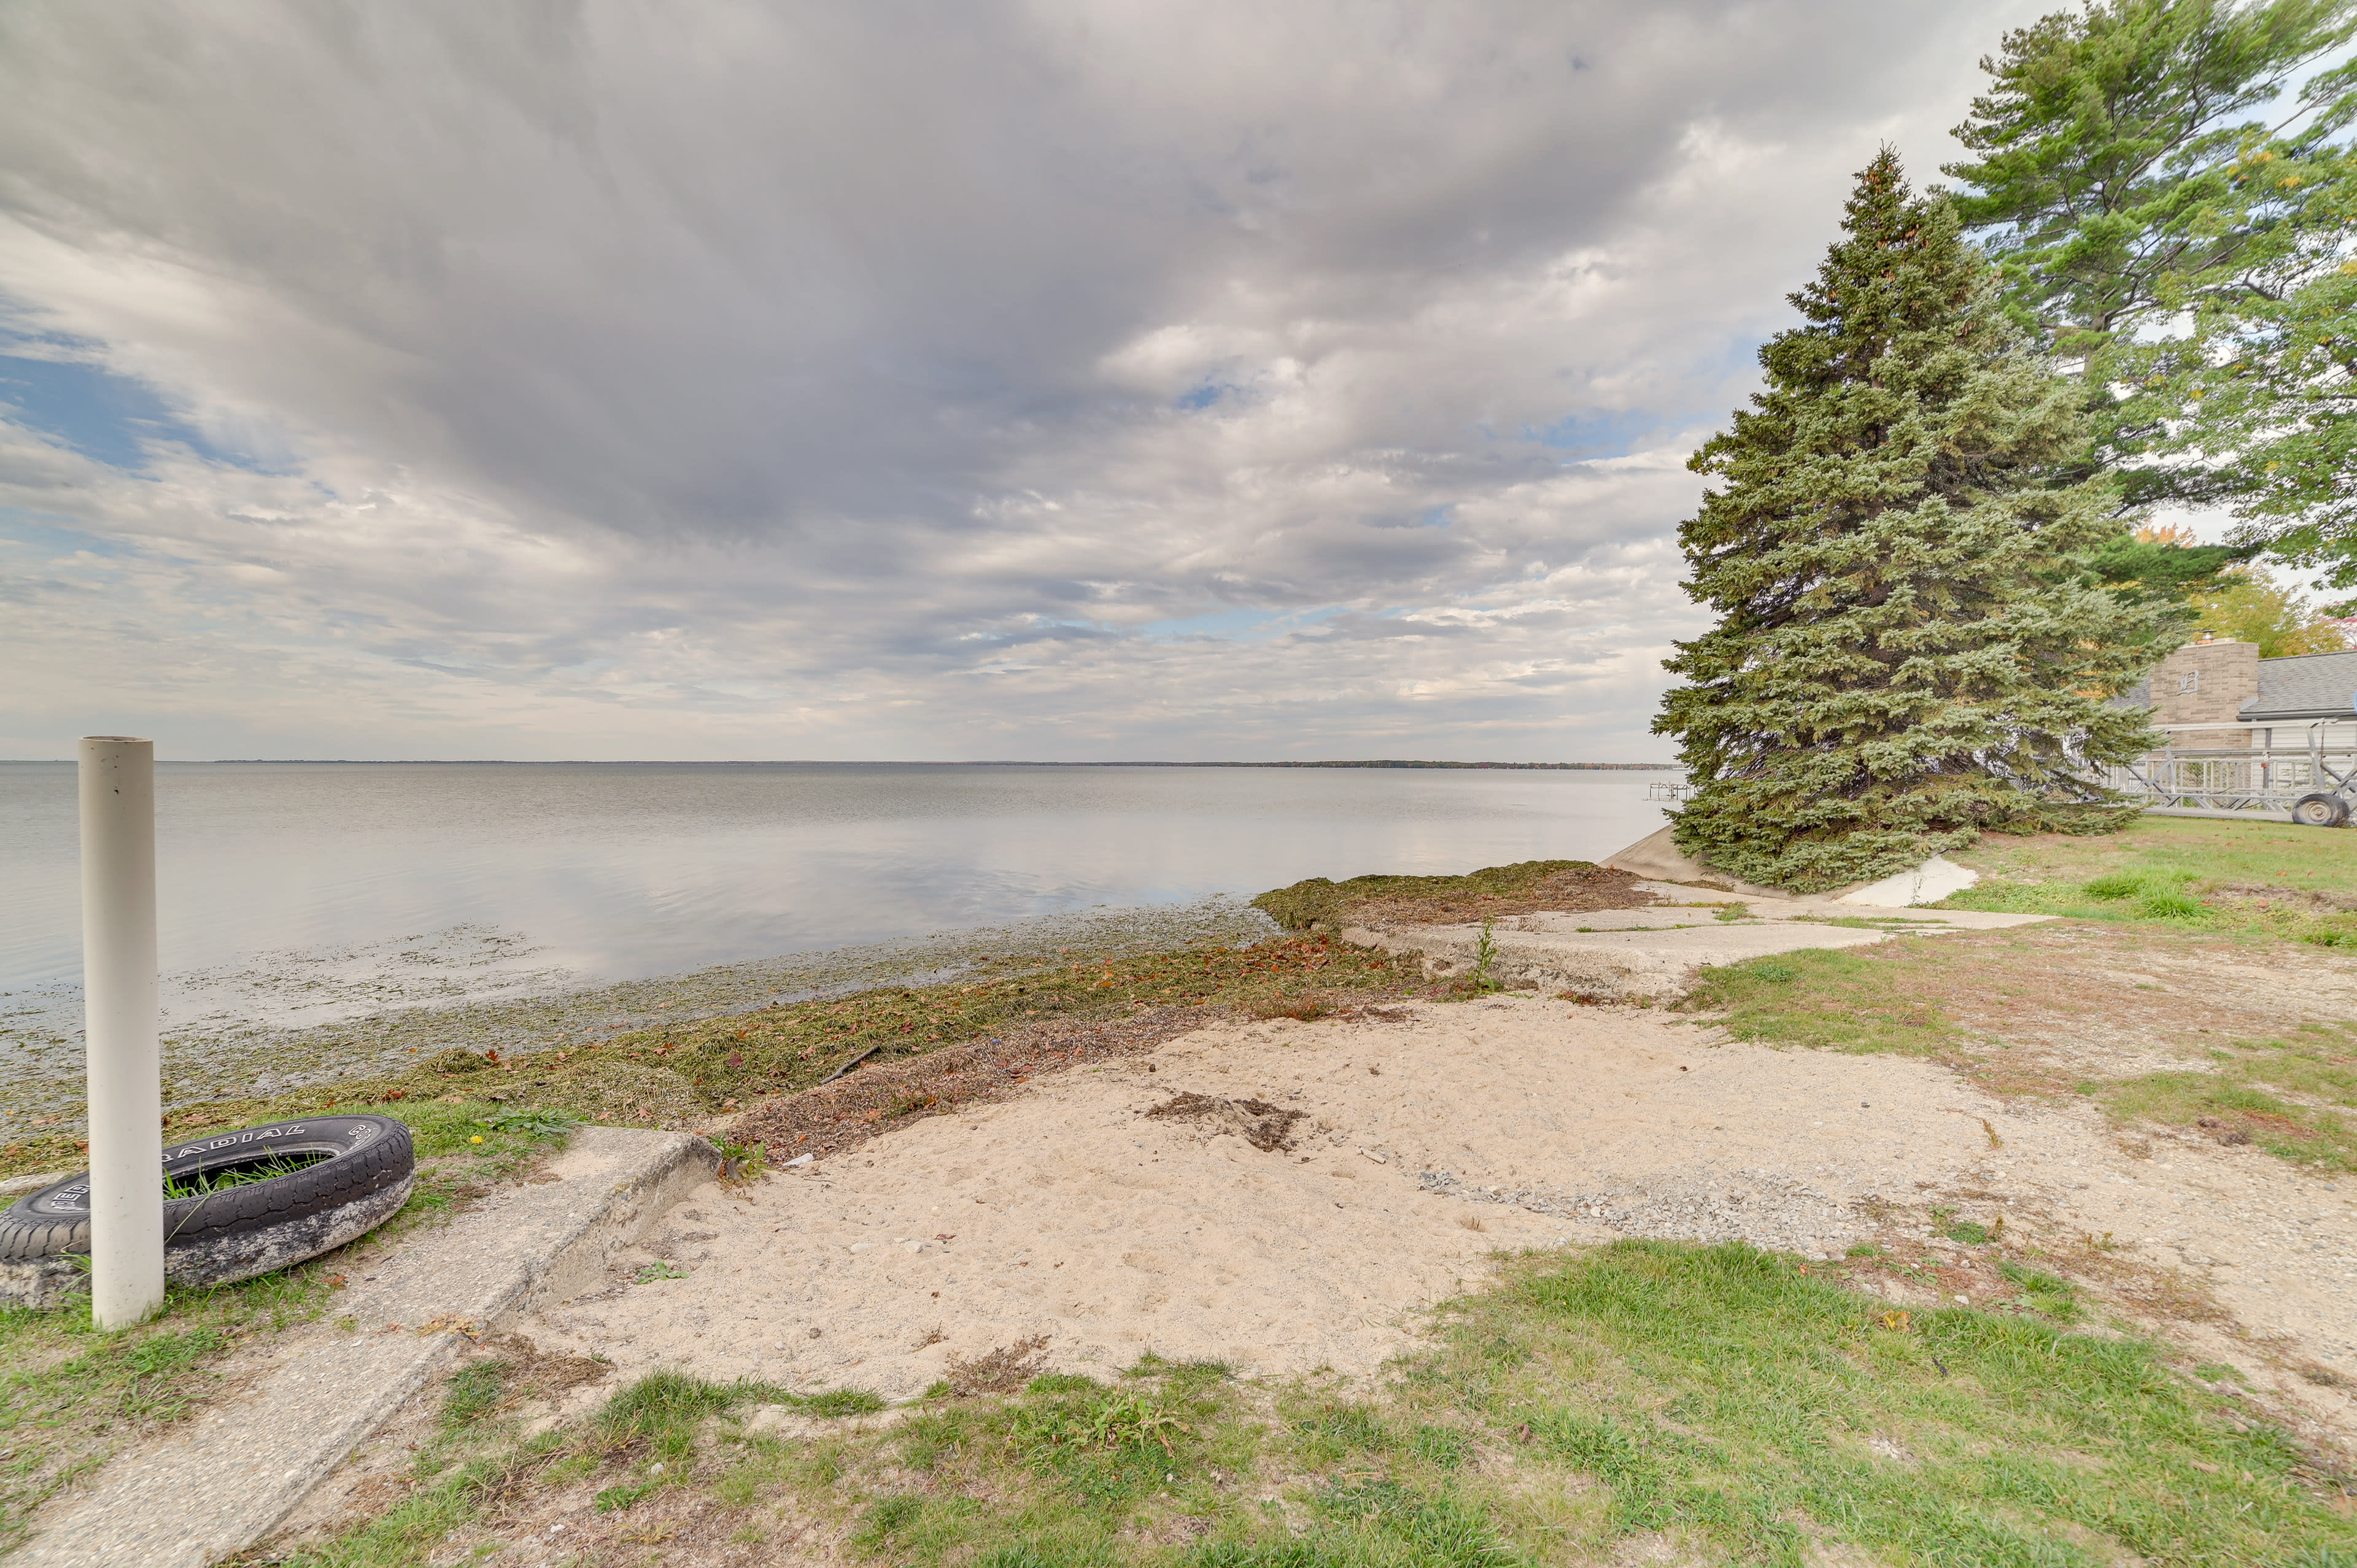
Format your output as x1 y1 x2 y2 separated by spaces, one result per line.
511 994 2356 1437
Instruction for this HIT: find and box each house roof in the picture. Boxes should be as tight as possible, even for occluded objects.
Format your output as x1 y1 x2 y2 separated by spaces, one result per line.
2243 649 2357 722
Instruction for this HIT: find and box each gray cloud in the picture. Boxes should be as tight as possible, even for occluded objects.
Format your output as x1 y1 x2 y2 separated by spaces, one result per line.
0 0 2044 759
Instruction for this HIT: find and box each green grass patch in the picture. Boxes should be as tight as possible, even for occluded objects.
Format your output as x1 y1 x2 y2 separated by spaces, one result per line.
160 1149 333 1199
1947 816 2357 944
1417 1241 2352 1566
2100 1032 2356 1173
1680 945 1957 1057
0 1262 341 1552
256 1245 2355 1568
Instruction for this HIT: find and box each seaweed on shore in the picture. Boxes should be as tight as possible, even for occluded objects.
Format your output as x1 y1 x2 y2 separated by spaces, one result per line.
1252 859 1654 933
0 932 1420 1181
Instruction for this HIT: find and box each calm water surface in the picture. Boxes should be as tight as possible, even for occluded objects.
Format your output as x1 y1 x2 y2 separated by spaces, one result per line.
1 763 1671 1099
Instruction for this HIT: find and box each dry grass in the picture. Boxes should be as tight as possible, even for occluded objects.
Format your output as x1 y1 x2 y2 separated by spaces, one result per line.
941 1335 1051 1397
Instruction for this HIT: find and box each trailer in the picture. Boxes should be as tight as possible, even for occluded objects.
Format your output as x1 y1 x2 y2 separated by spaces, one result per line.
2102 719 2357 827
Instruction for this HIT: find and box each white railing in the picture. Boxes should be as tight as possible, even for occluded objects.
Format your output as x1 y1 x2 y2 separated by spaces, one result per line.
2102 720 2357 815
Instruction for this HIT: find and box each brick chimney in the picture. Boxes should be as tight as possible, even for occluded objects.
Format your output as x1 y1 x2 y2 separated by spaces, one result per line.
2144 635 2258 745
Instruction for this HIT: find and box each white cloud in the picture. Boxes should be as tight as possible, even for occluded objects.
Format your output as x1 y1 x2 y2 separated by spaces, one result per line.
0 0 2048 759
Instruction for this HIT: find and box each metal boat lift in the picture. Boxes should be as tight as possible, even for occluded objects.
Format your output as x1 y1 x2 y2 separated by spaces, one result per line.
2103 720 2357 826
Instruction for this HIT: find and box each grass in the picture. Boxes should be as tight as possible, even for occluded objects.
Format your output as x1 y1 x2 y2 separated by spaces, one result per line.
2104 1031 2357 1173
1686 939 2357 1172
1675 814 2357 1173
1946 815 2357 946
0 1262 341 1552
1680 944 1962 1059
4 934 1423 1184
0 1105 585 1552
160 1149 333 1199
247 1243 2357 1567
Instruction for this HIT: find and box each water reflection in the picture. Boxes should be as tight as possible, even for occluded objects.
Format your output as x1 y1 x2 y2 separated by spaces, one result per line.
1 761 1672 1029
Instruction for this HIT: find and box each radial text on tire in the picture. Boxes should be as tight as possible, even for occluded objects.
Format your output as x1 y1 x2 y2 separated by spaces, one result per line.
0 1114 415 1308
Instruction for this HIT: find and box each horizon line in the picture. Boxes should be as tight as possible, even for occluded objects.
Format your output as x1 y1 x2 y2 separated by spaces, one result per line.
6 757 1682 769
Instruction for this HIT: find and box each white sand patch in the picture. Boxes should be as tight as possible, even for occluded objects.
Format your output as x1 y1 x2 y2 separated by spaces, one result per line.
519 997 2011 1397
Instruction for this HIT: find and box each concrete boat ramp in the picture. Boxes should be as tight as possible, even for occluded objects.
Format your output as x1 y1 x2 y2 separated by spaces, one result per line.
1342 879 2052 1001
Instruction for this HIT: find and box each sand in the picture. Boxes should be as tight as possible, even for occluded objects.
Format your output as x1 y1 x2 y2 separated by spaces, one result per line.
516 995 2357 1437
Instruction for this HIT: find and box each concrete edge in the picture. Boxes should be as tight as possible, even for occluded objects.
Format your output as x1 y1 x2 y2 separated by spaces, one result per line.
511 1130 722 1317
10 1127 719 1568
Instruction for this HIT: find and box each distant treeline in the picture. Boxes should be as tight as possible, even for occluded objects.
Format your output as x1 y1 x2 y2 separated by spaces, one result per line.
1045 760 1678 770
206 758 1679 769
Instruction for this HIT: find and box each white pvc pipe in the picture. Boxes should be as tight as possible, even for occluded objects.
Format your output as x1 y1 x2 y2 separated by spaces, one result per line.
79 736 164 1327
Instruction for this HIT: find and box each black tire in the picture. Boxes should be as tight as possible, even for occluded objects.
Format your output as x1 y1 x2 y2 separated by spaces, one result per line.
0 1114 414 1272
2291 792 2350 828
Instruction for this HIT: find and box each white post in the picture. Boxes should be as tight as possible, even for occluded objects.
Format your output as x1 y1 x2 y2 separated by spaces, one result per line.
79 736 164 1327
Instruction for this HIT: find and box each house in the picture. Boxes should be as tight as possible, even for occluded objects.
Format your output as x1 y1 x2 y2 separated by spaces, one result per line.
2123 636 2357 735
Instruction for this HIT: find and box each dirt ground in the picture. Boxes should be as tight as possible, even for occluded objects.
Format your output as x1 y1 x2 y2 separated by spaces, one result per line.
516 994 2357 1442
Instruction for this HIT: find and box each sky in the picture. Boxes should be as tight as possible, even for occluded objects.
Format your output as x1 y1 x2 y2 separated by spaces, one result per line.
0 0 2059 763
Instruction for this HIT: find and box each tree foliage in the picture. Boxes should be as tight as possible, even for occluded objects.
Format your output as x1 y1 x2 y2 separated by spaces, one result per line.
1946 0 2355 351
1947 1 2357 570
2186 563 2356 650
2083 520 2258 598
2124 117 2357 592
1655 153 2184 894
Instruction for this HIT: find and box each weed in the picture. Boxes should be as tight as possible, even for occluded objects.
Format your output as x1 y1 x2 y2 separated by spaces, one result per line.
633 1261 688 1284
4 933 1414 1184
713 1136 769 1183
1998 1261 2083 1323
1253 860 1649 932
1010 1389 1187 1459
159 1151 332 1199
1469 919 1503 993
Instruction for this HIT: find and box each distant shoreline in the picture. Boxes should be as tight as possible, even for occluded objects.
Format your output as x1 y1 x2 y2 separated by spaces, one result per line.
153 759 1682 770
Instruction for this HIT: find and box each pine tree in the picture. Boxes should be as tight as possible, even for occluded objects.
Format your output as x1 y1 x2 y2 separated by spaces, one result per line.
1654 152 2185 893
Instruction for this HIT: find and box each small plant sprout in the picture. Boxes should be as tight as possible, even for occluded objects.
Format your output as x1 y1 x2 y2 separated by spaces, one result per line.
635 1261 689 1283
715 1137 768 1184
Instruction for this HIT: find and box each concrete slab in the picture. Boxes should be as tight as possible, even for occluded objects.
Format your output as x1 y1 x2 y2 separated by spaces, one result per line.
12 1126 718 1568
1341 884 2049 1001
1601 824 1793 899
1838 855 1980 908
1602 826 1985 909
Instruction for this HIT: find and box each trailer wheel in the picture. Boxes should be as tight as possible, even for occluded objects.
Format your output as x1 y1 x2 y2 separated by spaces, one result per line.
2290 792 2350 828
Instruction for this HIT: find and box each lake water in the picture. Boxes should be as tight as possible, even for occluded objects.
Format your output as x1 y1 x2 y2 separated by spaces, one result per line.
0 762 1672 1127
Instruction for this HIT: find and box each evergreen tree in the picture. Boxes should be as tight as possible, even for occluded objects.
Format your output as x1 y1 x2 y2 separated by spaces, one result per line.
1944 0 2357 517
1655 152 2185 893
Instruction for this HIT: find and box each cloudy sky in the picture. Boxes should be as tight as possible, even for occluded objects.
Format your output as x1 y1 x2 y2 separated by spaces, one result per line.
0 0 2051 762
